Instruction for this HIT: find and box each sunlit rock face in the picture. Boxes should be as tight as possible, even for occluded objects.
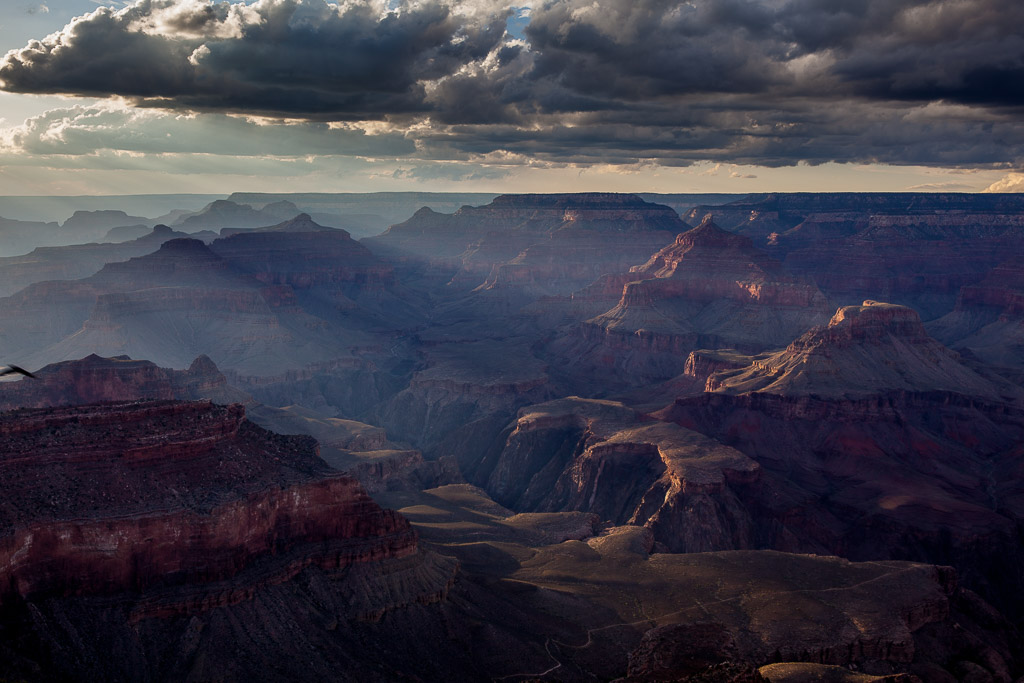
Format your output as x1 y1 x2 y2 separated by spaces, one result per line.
655 301 1024 620
687 193 1024 321
459 397 760 553
544 217 830 386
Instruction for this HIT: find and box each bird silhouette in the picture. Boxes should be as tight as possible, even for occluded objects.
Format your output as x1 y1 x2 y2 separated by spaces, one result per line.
0 364 37 379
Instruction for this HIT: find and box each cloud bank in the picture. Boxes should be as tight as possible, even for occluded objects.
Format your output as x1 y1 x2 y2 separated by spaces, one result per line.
2 0 1024 169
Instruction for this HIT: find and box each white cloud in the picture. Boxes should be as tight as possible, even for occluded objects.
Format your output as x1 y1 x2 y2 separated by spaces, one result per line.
983 172 1024 192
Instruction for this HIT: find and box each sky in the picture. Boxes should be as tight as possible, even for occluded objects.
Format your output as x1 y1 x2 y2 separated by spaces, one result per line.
1 0 1023 196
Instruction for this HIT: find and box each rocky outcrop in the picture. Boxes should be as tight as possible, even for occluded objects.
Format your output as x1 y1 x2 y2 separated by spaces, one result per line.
246 402 461 493
615 551 1016 682
62 210 151 243
684 193 1024 320
707 300 1022 400
0 400 428 604
656 303 1024 619
209 214 421 324
687 192 1024 243
365 193 684 296
683 349 757 391
547 217 830 384
0 353 248 410
0 398 462 681
0 353 449 493
780 235 1019 321
462 397 759 552
928 258 1024 371
506 523 1021 683
173 199 302 231
0 216 63 256
377 340 554 454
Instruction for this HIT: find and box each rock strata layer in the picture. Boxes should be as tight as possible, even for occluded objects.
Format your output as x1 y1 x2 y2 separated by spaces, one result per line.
0 400 421 608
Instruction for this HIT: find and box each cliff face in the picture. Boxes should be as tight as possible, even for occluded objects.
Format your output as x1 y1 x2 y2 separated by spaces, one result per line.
376 340 555 454
780 234 1018 320
545 218 830 385
0 216 64 257
364 193 683 297
209 215 403 304
463 398 760 552
654 303 1024 618
0 400 423 608
708 300 1021 400
0 353 247 410
0 398 463 683
173 199 300 231
683 193 1024 320
929 258 1024 371
0 353 453 495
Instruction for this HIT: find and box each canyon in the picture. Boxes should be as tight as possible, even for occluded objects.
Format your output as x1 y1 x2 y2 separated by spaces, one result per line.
1 191 1024 681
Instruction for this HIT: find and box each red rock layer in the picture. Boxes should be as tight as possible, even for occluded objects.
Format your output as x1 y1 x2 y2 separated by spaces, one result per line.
705 301 1020 400
927 258 1024 370
0 354 243 410
682 193 1024 320
545 218 829 384
0 400 416 609
463 398 760 553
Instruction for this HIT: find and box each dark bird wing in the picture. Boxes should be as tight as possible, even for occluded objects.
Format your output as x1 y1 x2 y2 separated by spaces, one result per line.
0 364 37 379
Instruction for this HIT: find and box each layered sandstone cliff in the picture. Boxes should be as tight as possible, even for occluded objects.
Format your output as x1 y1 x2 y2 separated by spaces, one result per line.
0 400 431 608
707 300 1021 400
0 353 450 494
929 258 1024 372
656 302 1024 618
684 193 1024 319
457 397 759 553
547 217 830 384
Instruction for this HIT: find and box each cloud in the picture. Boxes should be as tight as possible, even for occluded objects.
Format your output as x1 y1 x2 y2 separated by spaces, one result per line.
905 181 976 191
1 0 509 119
983 173 1024 192
2 102 415 157
391 162 511 182
25 4 49 14
2 0 1024 170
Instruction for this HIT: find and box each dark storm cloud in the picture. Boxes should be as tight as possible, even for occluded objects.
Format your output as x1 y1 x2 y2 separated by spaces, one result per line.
0 0 509 119
3 0 1024 167
522 0 1024 108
